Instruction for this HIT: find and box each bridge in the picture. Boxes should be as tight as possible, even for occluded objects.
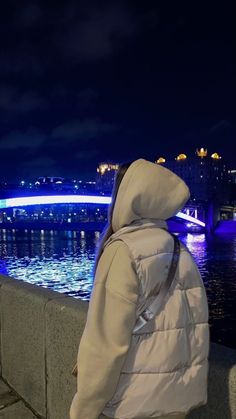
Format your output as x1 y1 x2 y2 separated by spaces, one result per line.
0 194 206 228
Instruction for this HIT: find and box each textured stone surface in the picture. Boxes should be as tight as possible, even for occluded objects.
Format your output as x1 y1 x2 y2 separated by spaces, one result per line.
187 343 236 419
1 275 236 419
0 400 39 418
0 278 64 417
0 275 13 375
45 296 88 419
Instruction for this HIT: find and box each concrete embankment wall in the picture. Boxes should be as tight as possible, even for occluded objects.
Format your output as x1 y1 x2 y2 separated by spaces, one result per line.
0 275 236 419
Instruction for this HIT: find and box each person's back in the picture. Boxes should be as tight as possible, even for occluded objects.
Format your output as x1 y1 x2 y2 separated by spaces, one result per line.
102 222 209 418
70 158 209 419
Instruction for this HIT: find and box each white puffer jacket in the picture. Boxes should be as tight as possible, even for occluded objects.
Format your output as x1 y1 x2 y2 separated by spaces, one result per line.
70 159 209 419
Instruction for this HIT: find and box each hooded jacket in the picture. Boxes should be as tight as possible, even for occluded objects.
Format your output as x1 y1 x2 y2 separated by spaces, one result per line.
69 158 209 419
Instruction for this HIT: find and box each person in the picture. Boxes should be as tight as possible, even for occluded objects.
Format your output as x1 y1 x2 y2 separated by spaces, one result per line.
69 158 209 419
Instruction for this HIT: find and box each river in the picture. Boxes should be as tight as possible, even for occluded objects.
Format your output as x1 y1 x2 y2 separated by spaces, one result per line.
0 228 235 349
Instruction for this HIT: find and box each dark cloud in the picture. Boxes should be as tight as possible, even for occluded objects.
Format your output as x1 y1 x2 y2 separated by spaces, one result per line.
77 88 99 111
0 49 45 78
55 4 136 61
0 85 46 113
21 156 59 178
51 118 117 142
0 128 47 150
75 149 99 161
0 1 142 82
0 116 119 180
17 3 43 27
0 117 117 151
209 120 234 133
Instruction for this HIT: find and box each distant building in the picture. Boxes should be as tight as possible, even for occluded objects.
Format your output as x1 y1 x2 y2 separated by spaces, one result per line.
228 170 236 203
155 148 230 202
229 170 236 184
95 162 119 194
34 176 96 194
35 176 65 185
35 176 73 191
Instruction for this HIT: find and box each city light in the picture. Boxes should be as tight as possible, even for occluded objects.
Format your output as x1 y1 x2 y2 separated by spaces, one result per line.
211 152 221 160
156 157 166 164
176 154 187 161
196 148 207 158
97 163 119 175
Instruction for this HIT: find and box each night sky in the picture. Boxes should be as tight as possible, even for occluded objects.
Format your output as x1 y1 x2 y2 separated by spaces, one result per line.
0 1 234 181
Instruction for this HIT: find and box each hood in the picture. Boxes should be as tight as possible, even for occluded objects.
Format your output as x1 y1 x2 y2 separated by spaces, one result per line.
112 158 190 233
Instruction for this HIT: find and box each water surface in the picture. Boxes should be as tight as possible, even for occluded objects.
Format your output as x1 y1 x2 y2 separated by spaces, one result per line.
0 229 235 348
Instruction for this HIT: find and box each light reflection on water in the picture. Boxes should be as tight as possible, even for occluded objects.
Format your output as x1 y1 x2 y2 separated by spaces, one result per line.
0 229 236 348
180 232 236 348
0 229 96 300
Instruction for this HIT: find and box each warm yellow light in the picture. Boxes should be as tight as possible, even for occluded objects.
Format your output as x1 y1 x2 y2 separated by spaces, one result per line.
156 157 166 164
176 153 187 161
196 148 207 158
98 163 119 175
211 152 221 160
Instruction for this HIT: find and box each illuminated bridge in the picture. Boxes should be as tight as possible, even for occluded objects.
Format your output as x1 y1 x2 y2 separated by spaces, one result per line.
0 194 206 228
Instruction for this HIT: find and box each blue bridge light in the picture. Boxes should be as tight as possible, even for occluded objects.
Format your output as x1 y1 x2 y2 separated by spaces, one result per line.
0 194 205 227
0 195 111 208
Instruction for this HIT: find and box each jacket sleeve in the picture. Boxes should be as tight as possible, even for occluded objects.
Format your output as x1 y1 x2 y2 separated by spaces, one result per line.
69 241 139 419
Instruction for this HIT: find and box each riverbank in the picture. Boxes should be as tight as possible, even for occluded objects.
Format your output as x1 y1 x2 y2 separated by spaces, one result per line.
1 219 236 233
0 220 106 232
0 219 204 233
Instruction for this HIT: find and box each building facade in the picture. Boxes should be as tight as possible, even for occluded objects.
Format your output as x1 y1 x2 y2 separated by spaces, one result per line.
156 148 230 203
95 162 119 194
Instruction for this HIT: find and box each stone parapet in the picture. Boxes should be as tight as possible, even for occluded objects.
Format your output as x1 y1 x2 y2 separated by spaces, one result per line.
0 275 235 419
